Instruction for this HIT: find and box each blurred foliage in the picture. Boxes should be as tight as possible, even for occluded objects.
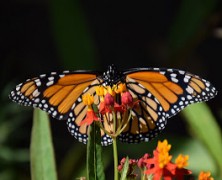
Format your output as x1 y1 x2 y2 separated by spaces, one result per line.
0 84 31 180
182 103 222 177
49 0 99 69
169 0 217 61
1 0 222 180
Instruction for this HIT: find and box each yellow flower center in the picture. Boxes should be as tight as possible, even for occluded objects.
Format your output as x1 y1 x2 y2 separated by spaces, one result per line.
175 154 189 168
158 152 172 168
95 86 105 96
157 139 171 153
82 93 94 106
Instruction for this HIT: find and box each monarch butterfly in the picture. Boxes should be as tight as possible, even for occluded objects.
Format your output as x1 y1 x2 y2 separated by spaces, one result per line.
9 64 217 146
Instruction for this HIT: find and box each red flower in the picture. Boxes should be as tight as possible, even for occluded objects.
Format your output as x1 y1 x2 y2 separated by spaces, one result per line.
99 101 124 114
99 93 125 114
118 157 138 179
137 153 151 169
172 168 192 180
99 101 112 114
80 109 99 126
144 140 192 180
144 150 175 180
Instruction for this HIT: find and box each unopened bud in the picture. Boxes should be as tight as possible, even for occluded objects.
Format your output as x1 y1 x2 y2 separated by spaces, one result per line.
104 93 114 106
121 91 133 105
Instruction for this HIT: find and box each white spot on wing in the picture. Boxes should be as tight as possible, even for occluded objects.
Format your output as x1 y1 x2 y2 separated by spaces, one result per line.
35 79 41 86
171 77 178 83
40 74 46 78
32 89 40 97
186 86 194 94
46 81 54 86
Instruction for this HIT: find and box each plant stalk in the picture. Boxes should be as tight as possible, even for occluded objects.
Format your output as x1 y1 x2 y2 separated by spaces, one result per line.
112 137 118 180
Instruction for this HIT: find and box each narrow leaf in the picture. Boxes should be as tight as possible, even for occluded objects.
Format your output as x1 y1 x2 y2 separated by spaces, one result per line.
120 156 129 180
30 109 57 180
182 103 222 177
87 122 105 180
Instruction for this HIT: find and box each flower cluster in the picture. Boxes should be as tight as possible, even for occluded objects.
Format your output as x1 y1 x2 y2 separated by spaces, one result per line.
80 83 138 137
144 139 191 180
118 157 138 179
118 139 214 180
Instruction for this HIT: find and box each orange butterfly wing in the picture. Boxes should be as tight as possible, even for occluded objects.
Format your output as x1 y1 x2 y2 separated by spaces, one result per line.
9 71 113 145
117 68 217 143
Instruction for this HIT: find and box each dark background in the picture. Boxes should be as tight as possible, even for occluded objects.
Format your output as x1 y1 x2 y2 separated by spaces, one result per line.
1 1 222 180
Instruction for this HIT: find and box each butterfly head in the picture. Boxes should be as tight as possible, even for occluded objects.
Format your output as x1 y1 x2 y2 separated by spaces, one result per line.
102 64 123 86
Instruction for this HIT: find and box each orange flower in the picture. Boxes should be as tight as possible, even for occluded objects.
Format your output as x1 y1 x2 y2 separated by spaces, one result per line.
175 154 189 169
80 109 99 126
198 171 214 180
157 139 171 153
114 83 126 94
99 101 112 114
80 93 99 126
144 140 192 180
95 86 105 96
144 149 175 180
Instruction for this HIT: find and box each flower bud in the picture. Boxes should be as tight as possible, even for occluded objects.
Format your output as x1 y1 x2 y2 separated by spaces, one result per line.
104 93 114 106
121 91 133 106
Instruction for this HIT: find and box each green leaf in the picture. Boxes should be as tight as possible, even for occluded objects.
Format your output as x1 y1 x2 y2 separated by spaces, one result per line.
30 109 58 180
182 103 222 178
87 122 105 180
120 156 129 180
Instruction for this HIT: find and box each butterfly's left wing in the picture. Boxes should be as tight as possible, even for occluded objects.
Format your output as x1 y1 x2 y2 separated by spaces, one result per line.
118 68 217 143
9 70 113 144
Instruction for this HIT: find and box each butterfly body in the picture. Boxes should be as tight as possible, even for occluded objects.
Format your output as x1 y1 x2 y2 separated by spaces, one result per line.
9 65 217 146
101 64 124 86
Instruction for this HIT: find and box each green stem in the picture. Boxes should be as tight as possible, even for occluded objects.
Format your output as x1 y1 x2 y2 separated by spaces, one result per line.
112 137 119 180
112 110 119 180
140 168 146 180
